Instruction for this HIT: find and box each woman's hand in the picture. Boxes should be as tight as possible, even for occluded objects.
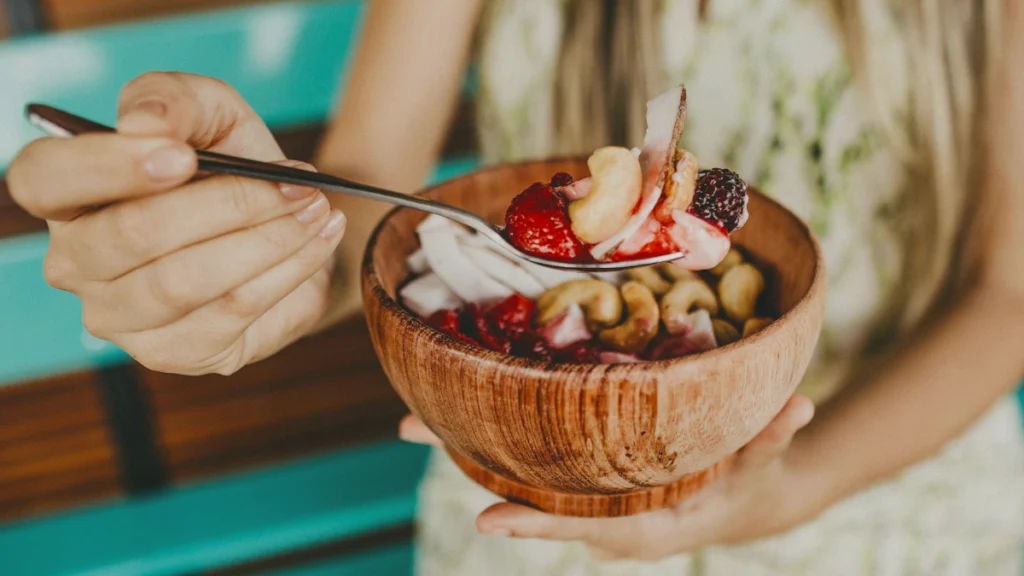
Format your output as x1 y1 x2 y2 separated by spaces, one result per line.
399 394 826 562
7 72 346 376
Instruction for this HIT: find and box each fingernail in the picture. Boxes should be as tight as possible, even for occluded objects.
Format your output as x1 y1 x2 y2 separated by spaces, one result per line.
143 144 194 181
486 528 512 538
280 183 317 200
319 211 346 239
294 194 329 224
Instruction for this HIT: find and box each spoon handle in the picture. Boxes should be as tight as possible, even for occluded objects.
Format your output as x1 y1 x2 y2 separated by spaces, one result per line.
24 103 493 235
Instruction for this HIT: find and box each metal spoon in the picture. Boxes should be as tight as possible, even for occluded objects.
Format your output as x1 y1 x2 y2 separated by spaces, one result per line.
25 103 685 272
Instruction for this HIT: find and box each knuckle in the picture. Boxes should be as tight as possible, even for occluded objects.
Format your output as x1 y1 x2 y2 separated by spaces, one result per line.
147 260 197 312
42 251 76 290
119 71 181 105
80 307 111 340
217 286 264 321
203 75 241 99
7 141 48 214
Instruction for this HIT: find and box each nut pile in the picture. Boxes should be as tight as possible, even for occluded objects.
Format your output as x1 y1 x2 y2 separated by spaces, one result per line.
405 245 775 364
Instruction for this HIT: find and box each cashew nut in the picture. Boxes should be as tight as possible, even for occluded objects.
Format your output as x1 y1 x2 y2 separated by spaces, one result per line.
718 263 765 322
743 317 773 337
660 279 719 334
626 266 672 296
656 149 698 220
709 247 744 276
569 147 643 244
598 281 660 353
712 318 741 346
537 279 622 330
658 264 699 283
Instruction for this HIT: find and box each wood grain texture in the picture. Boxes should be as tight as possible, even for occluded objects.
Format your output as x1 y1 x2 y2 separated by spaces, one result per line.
0 371 122 523
0 1 9 38
40 0 266 30
362 158 826 517
139 319 407 483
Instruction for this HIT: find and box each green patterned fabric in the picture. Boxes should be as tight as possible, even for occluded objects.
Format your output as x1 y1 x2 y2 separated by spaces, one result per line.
415 1 1024 574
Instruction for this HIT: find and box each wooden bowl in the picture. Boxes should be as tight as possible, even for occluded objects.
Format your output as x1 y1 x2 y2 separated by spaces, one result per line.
362 158 826 517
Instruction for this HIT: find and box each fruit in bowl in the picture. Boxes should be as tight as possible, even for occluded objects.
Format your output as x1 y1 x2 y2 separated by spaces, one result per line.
361 87 825 518
500 86 741 269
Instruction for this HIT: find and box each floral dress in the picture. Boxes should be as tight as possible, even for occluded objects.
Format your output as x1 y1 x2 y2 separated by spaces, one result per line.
414 1 1024 574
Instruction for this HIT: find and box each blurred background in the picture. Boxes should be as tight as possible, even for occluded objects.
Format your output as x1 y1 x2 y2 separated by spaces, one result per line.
0 1 479 574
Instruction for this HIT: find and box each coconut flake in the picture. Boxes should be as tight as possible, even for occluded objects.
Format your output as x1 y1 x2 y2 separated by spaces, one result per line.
406 249 429 274
590 271 629 284
418 227 512 303
460 244 546 298
613 216 661 257
537 303 591 349
590 185 664 259
681 309 718 350
642 85 684 151
399 272 463 317
666 210 731 270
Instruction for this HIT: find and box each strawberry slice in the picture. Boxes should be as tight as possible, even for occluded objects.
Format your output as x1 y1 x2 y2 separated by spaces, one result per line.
510 331 552 360
504 182 592 263
460 304 511 353
426 309 477 346
486 294 535 339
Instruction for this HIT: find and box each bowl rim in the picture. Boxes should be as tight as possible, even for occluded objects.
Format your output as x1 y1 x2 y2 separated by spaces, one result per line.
361 156 827 373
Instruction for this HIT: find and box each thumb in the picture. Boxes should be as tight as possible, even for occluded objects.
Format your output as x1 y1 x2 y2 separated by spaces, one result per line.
736 394 814 470
116 72 283 160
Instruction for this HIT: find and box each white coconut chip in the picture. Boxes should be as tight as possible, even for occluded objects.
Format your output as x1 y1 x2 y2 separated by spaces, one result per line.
458 231 591 288
406 249 429 274
590 185 663 260
399 272 463 317
418 227 512 303
461 244 546 298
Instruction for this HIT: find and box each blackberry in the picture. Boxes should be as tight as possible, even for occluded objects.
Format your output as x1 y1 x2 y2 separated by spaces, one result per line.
689 168 747 232
550 172 574 187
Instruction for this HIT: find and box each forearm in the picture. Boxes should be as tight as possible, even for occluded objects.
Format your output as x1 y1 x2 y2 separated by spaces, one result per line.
791 285 1024 507
307 0 484 328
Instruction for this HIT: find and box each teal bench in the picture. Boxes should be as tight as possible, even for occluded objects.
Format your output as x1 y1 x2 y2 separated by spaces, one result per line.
0 2 476 574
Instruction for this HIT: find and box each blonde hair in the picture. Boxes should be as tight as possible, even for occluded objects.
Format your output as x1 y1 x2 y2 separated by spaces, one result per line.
552 0 1001 331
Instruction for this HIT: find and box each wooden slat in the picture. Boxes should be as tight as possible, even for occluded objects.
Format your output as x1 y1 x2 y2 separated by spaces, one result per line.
0 0 9 38
0 371 123 523
140 319 407 483
40 0 271 31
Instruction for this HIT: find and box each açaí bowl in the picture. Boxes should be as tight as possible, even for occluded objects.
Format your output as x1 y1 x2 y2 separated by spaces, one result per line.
362 158 826 518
